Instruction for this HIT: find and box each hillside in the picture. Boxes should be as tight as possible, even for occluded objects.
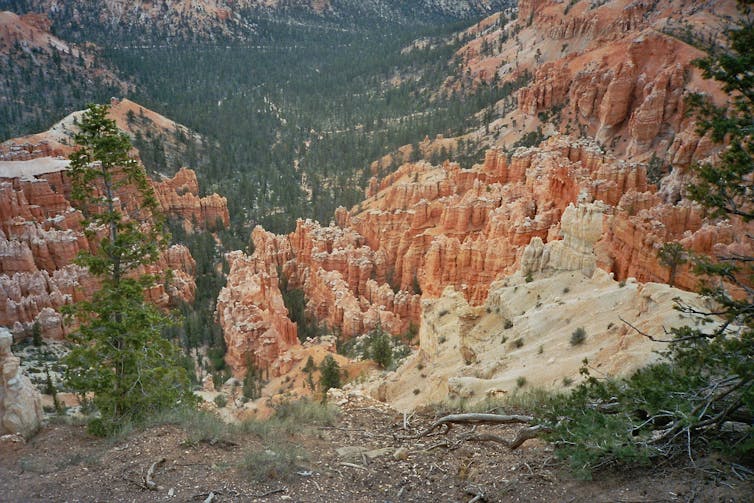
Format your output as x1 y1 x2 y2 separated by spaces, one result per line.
0 100 229 340
1 390 752 501
4 0 513 44
0 10 128 140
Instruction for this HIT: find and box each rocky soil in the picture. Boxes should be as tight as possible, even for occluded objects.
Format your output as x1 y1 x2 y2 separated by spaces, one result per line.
1 389 752 503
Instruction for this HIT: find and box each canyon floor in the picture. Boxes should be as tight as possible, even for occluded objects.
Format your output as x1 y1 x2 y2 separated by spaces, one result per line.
1 390 751 503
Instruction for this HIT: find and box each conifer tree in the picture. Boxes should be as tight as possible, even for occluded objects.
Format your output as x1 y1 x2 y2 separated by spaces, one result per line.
63 104 194 436
318 355 341 398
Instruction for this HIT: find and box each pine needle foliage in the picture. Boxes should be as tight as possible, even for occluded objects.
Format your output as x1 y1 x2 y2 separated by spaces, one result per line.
63 104 194 436
318 355 341 398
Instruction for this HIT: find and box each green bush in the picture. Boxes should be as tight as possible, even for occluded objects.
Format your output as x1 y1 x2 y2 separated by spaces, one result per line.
368 327 393 369
319 355 341 396
570 327 586 346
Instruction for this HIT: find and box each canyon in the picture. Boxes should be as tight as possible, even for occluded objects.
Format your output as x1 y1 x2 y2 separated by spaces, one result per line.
0 0 750 414
215 0 752 405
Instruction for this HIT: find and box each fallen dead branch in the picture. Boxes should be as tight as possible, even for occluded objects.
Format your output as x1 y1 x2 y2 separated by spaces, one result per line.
255 488 286 498
340 462 368 470
414 413 534 438
143 457 166 491
413 413 548 450
465 485 487 503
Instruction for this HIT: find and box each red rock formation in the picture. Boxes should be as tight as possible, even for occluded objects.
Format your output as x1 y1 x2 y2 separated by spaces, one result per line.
0 159 227 339
153 167 230 231
220 128 753 378
216 251 298 378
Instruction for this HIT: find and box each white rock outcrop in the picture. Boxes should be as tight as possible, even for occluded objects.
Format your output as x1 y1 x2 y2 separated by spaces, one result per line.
1 327 42 438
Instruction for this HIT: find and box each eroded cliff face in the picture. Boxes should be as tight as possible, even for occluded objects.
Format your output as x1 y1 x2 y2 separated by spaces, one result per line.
210 0 754 392
376 265 711 412
0 163 219 338
454 0 734 166
373 195 737 410
153 167 230 232
216 251 298 378
219 132 753 377
0 327 42 438
0 100 230 339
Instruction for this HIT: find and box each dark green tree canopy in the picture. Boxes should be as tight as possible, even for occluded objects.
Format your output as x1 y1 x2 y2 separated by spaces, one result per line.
63 104 194 436
68 103 163 284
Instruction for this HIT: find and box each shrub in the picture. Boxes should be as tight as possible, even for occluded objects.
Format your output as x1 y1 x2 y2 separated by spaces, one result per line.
368 326 393 369
319 355 341 396
570 327 586 346
243 441 308 482
516 376 527 388
32 321 42 347
213 394 228 408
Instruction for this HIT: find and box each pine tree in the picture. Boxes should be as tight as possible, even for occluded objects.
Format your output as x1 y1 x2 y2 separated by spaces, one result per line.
62 104 194 436
657 242 687 287
303 355 317 391
31 320 42 347
368 324 392 370
318 355 341 398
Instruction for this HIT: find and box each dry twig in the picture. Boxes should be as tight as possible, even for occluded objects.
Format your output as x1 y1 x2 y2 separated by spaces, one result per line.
143 457 166 491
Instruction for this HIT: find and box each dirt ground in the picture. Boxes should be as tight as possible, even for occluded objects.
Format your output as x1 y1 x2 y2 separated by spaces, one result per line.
1 391 752 503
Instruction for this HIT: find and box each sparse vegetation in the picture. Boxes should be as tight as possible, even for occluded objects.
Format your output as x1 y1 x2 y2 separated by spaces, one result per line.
213 394 228 408
243 441 309 482
318 355 342 397
570 327 586 346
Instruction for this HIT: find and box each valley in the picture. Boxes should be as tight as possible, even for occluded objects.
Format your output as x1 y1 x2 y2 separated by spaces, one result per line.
0 0 753 501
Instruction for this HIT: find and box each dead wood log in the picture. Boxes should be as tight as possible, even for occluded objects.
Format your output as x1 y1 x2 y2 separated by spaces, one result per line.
144 457 166 490
415 413 534 438
255 488 286 498
414 414 548 450
465 485 487 503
